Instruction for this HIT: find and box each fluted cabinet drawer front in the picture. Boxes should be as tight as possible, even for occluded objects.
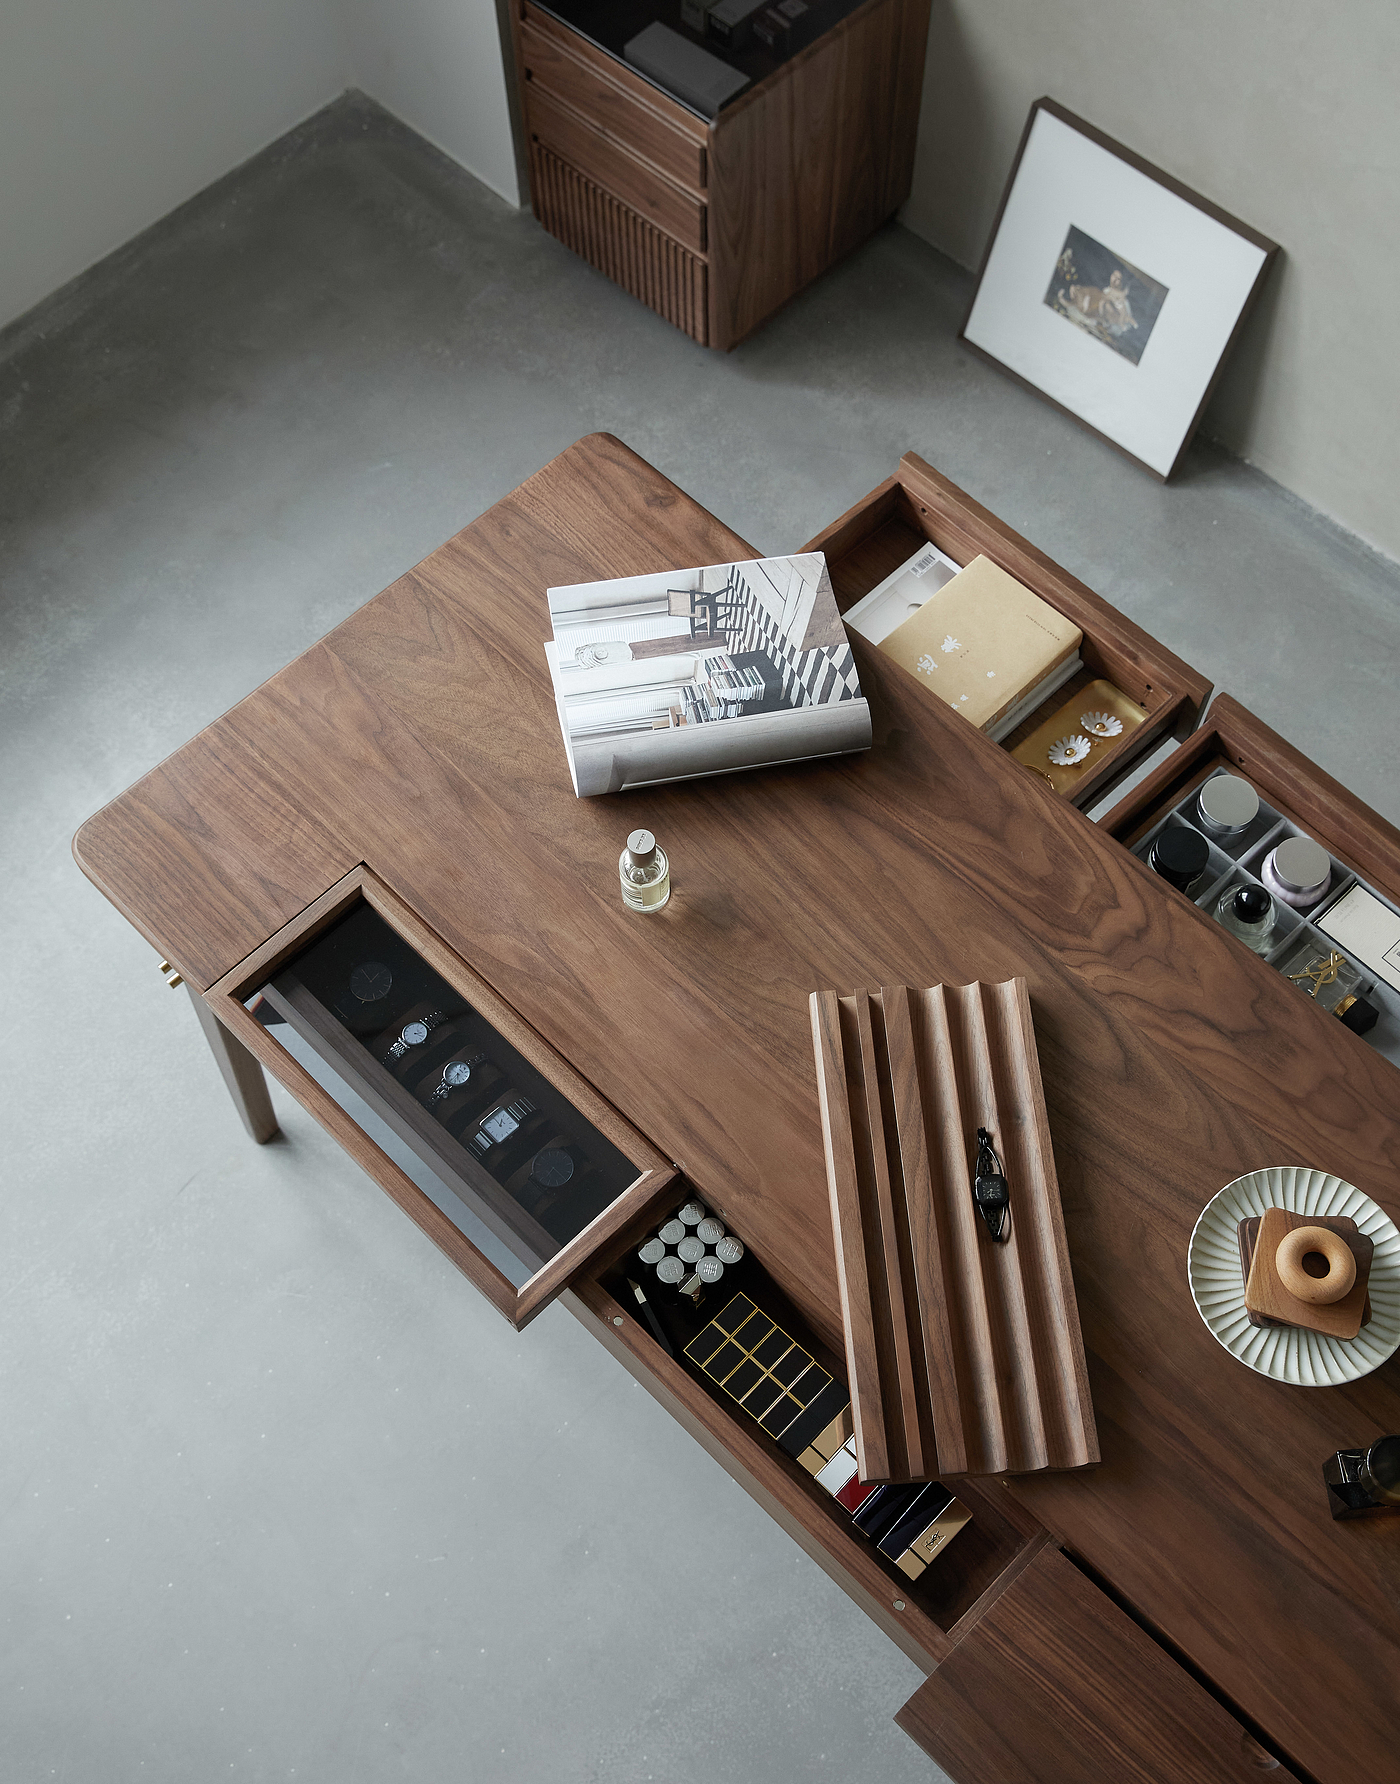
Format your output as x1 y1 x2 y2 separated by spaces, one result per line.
520 19 707 194
527 86 706 255
530 141 709 345
895 1546 1298 1784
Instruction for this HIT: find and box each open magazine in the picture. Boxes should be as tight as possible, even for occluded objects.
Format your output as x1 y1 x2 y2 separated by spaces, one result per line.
544 553 871 796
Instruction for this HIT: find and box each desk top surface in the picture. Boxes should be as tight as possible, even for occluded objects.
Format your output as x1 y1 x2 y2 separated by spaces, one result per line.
75 435 1400 1779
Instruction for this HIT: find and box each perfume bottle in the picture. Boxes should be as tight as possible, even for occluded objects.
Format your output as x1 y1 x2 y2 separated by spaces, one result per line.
619 828 670 913
1215 884 1275 954
1261 835 1331 911
1196 773 1259 843
1285 947 1362 1012
1148 826 1209 894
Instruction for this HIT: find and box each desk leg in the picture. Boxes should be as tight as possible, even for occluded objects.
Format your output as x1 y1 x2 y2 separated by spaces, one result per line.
186 985 279 1143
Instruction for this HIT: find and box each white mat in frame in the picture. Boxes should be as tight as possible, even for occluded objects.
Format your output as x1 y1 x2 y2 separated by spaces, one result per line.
962 99 1277 479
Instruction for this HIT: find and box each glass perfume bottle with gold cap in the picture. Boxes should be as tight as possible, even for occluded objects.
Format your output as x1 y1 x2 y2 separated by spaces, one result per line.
619 828 670 913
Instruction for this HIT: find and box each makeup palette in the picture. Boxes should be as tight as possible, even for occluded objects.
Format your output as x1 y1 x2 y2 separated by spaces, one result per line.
684 1295 847 1450
682 1293 971 1584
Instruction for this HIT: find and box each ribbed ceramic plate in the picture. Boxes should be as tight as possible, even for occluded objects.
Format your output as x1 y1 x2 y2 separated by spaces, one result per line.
1188 1166 1400 1385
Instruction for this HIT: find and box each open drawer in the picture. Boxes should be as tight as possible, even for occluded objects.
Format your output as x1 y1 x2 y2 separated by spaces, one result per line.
1098 694 1400 1074
573 1221 1045 1672
206 865 678 1328
801 453 1212 809
896 1543 1299 1781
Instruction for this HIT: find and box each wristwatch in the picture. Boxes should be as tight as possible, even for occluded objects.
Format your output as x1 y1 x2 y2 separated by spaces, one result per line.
383 1010 447 1063
471 1097 536 1153
429 1052 486 1105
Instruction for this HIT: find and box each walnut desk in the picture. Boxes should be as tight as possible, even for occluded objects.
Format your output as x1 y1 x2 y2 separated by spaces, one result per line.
74 435 1400 1783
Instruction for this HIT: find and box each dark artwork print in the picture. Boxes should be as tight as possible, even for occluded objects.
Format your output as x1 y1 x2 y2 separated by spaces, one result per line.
1044 225 1169 365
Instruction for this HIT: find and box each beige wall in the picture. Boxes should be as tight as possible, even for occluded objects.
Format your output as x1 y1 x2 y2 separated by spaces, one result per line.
0 0 347 329
900 0 1400 561
0 0 522 336
340 0 522 206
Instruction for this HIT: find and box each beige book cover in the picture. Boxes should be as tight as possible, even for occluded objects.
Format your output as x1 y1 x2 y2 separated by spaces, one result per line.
878 555 1082 731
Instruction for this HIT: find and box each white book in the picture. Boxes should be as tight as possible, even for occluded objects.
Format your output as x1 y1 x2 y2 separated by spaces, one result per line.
544 553 871 797
842 540 964 645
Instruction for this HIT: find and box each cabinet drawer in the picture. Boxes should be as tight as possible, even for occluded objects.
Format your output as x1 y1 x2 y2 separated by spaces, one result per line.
526 84 706 254
1097 693 1400 1075
207 866 678 1329
521 16 707 194
897 1545 1298 1782
802 453 1212 809
579 1254 1046 1673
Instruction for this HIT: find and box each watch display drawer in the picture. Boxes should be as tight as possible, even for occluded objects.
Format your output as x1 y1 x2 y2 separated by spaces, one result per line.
801 453 1213 810
208 865 677 1328
1097 694 1400 1074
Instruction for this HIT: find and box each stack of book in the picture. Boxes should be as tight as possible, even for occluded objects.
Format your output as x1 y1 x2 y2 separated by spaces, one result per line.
844 548 1083 743
680 653 766 724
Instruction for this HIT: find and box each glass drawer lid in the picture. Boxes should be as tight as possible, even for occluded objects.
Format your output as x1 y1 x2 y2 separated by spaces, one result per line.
255 899 639 1270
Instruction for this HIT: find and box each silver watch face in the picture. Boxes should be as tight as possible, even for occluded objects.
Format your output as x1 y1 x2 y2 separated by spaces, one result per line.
481 1105 519 1143
443 1060 473 1089
402 1021 429 1046
350 962 393 1003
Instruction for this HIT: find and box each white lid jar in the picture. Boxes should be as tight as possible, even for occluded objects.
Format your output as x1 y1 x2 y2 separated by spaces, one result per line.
1196 774 1259 841
1261 835 1331 910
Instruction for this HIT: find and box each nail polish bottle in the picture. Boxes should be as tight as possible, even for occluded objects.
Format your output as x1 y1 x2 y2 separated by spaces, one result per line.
1149 827 1209 894
1215 884 1275 954
619 828 670 913
1196 774 1259 844
1261 836 1331 912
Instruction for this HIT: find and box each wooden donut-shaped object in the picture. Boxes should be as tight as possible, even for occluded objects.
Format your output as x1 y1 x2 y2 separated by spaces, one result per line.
1275 1225 1357 1304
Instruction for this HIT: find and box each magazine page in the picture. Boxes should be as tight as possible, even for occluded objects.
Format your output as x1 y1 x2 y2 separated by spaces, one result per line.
545 553 871 796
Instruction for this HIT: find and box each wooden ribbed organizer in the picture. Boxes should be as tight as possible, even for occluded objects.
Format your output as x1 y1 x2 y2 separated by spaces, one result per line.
809 979 1098 1481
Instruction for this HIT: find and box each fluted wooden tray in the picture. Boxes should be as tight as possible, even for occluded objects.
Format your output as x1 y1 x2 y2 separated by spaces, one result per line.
810 978 1098 1480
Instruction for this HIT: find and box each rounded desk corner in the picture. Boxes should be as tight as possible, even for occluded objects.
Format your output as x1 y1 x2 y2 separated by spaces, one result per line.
71 808 110 889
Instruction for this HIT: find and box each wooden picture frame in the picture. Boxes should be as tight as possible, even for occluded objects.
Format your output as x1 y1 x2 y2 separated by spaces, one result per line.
960 97 1279 481
206 865 677 1330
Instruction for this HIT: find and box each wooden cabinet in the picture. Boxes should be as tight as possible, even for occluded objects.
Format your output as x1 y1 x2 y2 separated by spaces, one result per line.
896 1545 1298 1782
511 0 931 348
802 451 1214 808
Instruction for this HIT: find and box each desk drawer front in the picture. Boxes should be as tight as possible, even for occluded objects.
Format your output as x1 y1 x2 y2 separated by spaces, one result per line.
527 85 707 255
897 1544 1299 1783
208 866 676 1329
520 17 707 194
530 140 709 345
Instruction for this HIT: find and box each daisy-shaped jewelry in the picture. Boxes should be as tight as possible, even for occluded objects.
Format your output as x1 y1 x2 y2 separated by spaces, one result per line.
1048 734 1092 766
1080 710 1123 738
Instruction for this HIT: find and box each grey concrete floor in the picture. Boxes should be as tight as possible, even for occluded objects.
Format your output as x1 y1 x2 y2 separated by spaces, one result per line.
3 91 1398 1784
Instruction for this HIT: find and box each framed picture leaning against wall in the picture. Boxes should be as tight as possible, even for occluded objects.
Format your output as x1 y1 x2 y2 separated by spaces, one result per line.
961 98 1279 480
